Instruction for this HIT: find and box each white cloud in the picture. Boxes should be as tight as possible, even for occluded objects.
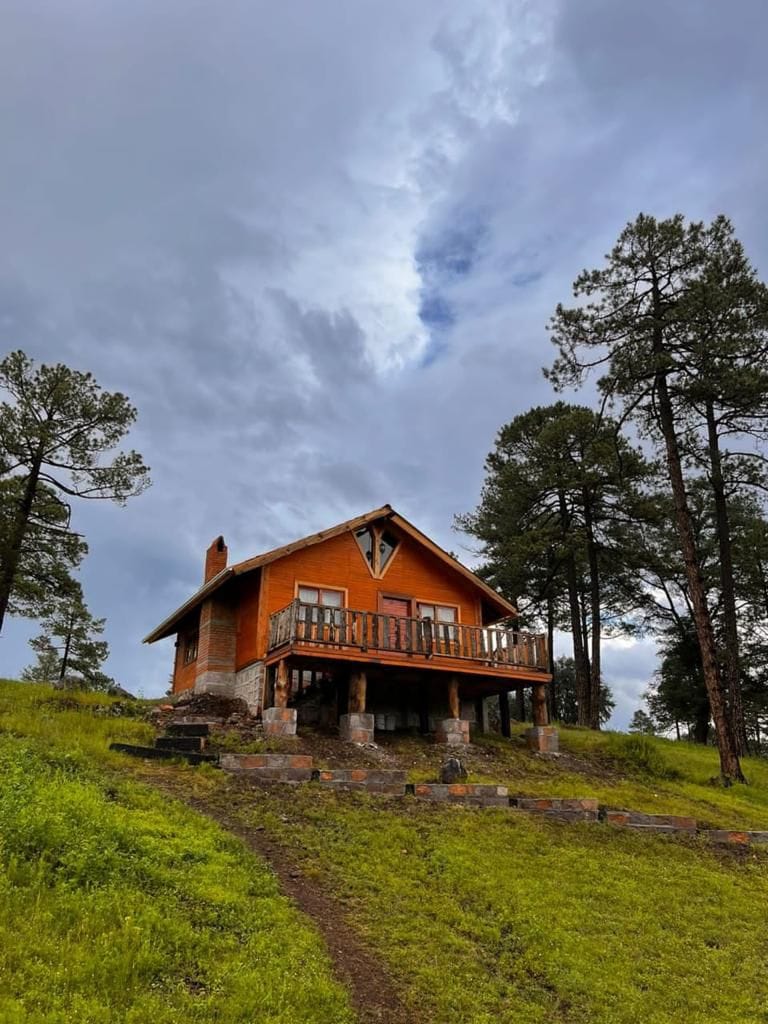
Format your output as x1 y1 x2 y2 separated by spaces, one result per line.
1 1 766 713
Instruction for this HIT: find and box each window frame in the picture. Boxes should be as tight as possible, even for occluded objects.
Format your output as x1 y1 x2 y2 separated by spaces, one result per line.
353 524 401 579
294 581 348 608
183 631 199 665
415 599 461 643
415 600 461 624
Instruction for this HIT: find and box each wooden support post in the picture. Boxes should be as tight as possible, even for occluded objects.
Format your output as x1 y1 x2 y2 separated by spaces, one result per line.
274 660 289 709
348 669 367 714
448 675 460 719
499 690 512 738
532 683 549 727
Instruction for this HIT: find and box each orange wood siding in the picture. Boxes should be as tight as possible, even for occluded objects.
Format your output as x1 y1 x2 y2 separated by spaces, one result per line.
235 527 484 665
172 632 198 693
235 570 262 670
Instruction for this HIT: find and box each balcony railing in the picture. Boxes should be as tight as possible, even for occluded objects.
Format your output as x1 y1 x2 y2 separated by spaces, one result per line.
267 599 548 672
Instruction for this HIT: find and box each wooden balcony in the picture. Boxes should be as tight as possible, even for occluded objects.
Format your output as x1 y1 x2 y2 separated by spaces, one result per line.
267 600 549 679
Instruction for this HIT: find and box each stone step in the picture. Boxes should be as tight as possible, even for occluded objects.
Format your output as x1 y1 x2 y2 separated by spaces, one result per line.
314 769 407 795
413 783 509 807
166 722 211 737
604 809 697 831
109 743 218 765
155 735 205 752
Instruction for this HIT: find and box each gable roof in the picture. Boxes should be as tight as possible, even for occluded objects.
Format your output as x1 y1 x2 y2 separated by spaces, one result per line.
143 504 516 643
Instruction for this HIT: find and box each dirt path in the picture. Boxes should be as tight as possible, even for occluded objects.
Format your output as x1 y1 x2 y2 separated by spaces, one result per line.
140 771 418 1024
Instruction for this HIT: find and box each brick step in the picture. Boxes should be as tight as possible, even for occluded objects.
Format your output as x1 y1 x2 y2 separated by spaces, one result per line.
166 722 211 737
219 753 313 783
413 783 509 807
702 830 768 845
513 797 599 822
515 797 598 811
109 743 218 765
604 809 697 831
623 823 680 834
315 769 407 795
155 735 206 752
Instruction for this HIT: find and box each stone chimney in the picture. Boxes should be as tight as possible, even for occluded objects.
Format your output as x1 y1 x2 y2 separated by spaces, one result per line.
204 535 227 582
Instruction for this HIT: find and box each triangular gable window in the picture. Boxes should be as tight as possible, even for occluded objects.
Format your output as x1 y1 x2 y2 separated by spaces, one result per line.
354 524 400 578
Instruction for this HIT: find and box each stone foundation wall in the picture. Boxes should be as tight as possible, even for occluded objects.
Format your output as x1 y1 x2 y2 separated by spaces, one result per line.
234 661 265 714
194 670 235 697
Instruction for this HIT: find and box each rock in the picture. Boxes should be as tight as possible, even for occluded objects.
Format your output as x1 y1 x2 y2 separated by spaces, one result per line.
440 757 468 784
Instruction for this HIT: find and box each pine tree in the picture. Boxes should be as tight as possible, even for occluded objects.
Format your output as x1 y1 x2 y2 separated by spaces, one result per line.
25 585 112 690
548 214 749 783
0 351 150 632
20 637 61 683
628 709 656 735
457 402 649 728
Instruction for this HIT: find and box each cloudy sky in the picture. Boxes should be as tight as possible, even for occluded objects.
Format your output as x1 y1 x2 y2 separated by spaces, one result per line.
1 0 766 725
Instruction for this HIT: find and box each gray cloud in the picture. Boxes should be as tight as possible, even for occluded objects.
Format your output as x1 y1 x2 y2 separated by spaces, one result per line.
1 1 765 720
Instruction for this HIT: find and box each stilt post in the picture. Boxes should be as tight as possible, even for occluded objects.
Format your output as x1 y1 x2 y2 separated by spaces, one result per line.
448 675 460 719
274 659 289 709
348 669 367 714
532 683 548 726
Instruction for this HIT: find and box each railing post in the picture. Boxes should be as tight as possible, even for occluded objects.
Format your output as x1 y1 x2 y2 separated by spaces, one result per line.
291 598 300 642
423 617 433 658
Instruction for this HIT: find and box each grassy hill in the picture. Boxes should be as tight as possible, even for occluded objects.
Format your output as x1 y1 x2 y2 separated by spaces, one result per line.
0 681 352 1024
2 679 768 1023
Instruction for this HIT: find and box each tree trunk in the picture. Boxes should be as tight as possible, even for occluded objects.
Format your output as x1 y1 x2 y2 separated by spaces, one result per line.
583 495 602 730
559 492 590 725
693 705 710 745
59 608 75 682
704 399 748 755
0 454 44 633
651 275 744 782
579 585 593 719
546 593 557 721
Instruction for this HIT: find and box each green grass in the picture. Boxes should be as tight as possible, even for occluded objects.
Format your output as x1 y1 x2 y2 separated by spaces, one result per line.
187 776 768 1024
326 722 768 830
508 725 768 830
4 678 768 1024
0 681 353 1023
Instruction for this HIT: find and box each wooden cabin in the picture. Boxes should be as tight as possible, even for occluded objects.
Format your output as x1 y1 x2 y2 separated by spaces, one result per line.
144 506 554 747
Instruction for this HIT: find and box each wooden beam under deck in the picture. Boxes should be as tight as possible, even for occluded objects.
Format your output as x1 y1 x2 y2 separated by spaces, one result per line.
265 641 551 686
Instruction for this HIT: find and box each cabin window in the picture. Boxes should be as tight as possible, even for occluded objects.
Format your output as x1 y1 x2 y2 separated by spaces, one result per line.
297 585 344 626
354 525 400 577
417 603 458 639
183 632 198 664
297 586 343 608
416 603 456 623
